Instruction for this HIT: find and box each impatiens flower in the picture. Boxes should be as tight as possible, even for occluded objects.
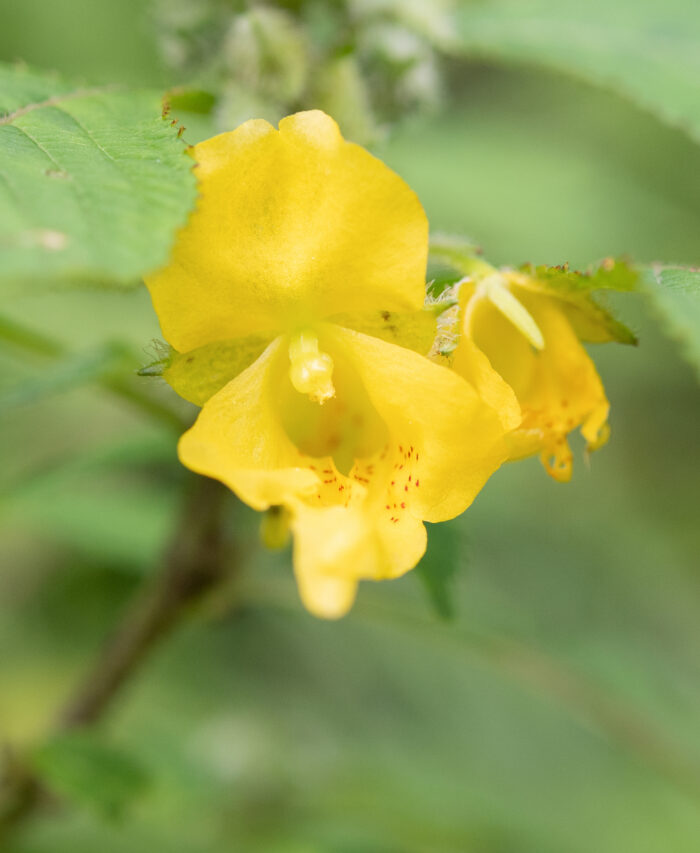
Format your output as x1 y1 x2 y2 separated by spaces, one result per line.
452 265 616 482
145 111 514 618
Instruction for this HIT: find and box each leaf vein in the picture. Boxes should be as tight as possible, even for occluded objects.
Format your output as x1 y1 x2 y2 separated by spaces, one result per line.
0 86 115 126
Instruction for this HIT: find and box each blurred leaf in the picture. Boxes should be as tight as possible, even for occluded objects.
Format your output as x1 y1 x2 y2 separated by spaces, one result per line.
415 519 464 620
0 313 62 357
456 0 700 142
0 63 197 287
0 434 180 570
644 266 700 378
31 732 150 820
163 87 216 115
0 343 127 413
0 433 177 500
0 311 186 430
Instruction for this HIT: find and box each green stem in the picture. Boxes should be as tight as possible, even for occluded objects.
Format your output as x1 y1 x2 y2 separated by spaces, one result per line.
429 239 497 281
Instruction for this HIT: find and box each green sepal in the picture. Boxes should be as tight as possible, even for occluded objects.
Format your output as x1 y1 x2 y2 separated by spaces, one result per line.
161 334 272 407
142 308 447 408
428 233 489 281
426 268 463 299
329 308 443 356
518 258 639 294
514 259 639 345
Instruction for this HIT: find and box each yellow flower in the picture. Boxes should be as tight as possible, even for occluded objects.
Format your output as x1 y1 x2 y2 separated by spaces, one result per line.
146 111 512 618
452 266 610 482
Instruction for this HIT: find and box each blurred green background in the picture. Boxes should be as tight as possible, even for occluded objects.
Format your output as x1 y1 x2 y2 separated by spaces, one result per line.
1 1 700 851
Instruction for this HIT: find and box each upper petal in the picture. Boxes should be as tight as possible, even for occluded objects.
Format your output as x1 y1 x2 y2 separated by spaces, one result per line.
145 110 428 352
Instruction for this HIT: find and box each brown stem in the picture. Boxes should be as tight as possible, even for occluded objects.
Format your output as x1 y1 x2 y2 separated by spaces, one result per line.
0 475 233 839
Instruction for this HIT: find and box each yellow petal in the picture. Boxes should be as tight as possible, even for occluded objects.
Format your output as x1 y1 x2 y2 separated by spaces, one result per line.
290 500 427 619
329 308 439 355
452 280 522 431
178 323 507 617
325 325 511 522
516 292 610 452
452 335 521 432
145 110 428 352
459 288 610 479
177 328 388 510
466 290 537 400
177 337 320 511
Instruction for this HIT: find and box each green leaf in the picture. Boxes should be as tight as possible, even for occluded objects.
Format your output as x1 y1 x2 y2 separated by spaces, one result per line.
415 520 464 620
644 266 700 378
515 259 639 344
0 63 197 287
517 259 639 295
30 732 150 820
456 0 700 143
163 87 216 116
